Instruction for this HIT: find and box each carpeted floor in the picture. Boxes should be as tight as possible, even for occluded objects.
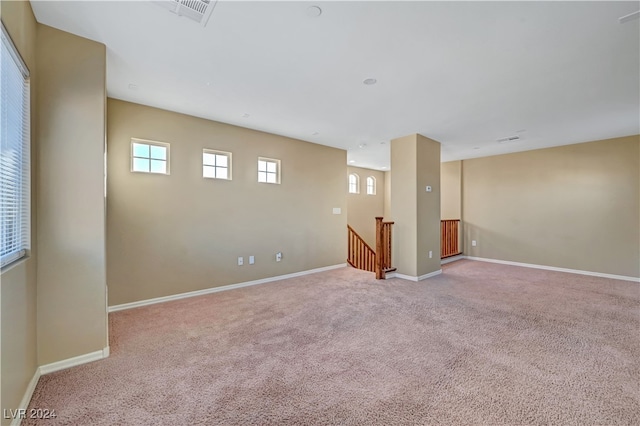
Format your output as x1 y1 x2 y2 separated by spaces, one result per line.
25 260 639 425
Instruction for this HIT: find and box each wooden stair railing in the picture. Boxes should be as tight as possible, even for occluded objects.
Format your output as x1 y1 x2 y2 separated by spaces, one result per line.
347 225 376 273
441 219 462 258
375 217 396 279
347 218 396 279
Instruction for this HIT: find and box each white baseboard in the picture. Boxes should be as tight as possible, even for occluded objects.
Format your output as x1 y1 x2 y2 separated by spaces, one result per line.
9 346 109 425
441 255 464 265
392 269 442 282
39 346 110 375
109 263 348 312
10 369 41 426
464 256 640 283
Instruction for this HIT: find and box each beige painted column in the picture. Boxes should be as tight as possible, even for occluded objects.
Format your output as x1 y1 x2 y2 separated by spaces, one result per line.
390 134 441 280
36 25 108 365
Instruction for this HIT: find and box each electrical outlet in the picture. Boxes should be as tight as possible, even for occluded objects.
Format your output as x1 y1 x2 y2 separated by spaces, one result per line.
249 256 255 265
472 240 477 247
276 252 282 262
237 256 244 266
429 250 433 258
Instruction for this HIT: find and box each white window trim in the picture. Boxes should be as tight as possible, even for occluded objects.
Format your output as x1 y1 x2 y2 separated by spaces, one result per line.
203 149 232 180
130 138 170 175
1 23 31 269
257 157 281 184
348 173 360 194
366 176 376 195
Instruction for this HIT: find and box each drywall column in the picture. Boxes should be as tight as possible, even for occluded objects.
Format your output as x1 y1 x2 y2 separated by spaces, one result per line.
36 25 108 365
390 134 441 279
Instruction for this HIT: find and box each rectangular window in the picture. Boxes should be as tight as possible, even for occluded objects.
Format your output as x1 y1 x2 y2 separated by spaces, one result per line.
1 24 31 268
131 139 169 174
203 149 232 180
258 157 280 184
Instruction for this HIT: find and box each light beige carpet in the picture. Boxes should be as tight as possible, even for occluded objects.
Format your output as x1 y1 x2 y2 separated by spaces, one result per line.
25 260 639 425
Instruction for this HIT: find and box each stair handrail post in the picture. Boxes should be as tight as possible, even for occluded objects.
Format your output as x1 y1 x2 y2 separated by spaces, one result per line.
375 217 384 279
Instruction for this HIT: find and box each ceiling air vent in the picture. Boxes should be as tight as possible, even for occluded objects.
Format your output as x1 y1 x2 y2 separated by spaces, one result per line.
155 0 217 26
496 135 521 144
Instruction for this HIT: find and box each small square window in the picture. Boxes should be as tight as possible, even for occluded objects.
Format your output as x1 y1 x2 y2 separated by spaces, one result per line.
203 149 232 180
258 157 281 184
131 139 170 174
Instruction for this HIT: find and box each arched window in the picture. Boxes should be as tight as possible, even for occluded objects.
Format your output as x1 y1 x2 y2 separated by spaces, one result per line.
366 176 376 195
348 173 359 194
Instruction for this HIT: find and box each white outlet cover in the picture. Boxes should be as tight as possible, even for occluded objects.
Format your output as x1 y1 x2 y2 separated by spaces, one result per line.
472 240 477 246
238 256 244 265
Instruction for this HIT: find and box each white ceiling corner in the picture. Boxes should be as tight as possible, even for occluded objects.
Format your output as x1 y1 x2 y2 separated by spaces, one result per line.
29 1 640 170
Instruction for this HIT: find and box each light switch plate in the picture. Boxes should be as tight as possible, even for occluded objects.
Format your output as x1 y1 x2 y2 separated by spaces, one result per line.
333 207 341 215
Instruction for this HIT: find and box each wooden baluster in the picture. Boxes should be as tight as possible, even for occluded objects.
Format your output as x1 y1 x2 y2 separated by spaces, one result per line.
375 217 383 279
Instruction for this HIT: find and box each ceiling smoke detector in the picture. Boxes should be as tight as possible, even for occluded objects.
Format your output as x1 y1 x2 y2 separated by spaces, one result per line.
155 0 217 26
496 135 522 144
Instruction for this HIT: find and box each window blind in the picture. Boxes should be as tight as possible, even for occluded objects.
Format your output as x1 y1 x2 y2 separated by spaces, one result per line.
1 24 30 268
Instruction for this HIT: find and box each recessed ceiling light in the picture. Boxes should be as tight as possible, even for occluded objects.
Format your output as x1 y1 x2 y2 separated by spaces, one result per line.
128 84 138 90
205 82 211 86
307 6 322 17
363 78 377 85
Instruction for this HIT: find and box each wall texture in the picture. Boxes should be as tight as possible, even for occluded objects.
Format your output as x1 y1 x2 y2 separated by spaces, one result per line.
441 160 461 220
1 0 38 420
36 24 108 364
107 99 347 306
462 135 640 278
347 166 385 247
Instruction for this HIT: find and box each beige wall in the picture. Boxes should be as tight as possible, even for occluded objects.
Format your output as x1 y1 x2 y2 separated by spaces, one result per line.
36 25 108 364
390 135 418 276
462 135 640 278
107 99 347 306
441 160 461 220
415 135 441 277
347 166 385 247
390 134 441 278
383 171 391 219
1 0 38 421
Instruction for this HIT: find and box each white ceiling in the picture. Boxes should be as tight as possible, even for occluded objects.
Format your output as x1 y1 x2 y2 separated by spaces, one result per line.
30 1 640 170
